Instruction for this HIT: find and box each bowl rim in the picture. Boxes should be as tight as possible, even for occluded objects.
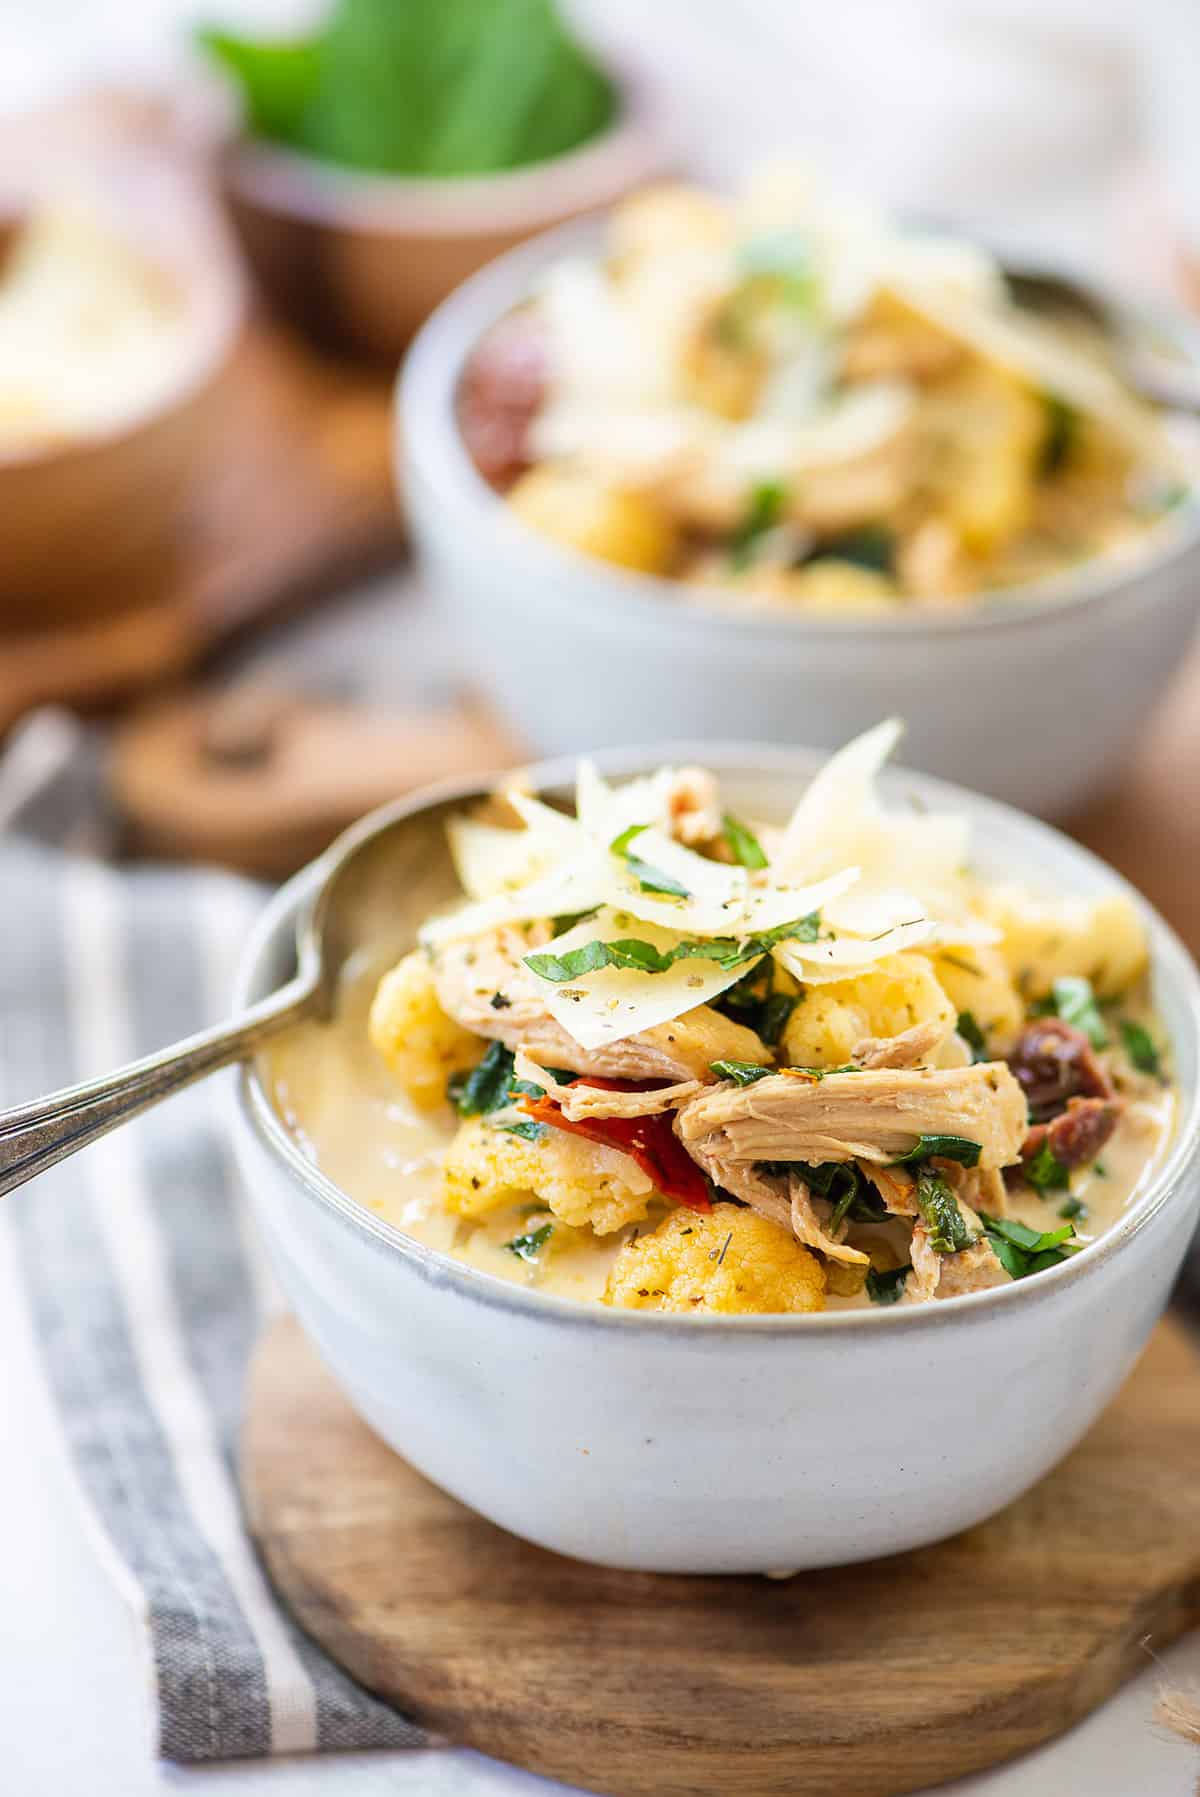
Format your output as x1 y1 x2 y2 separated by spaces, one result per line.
398 211 1200 641
0 195 245 473
234 741 1200 1339
219 71 663 238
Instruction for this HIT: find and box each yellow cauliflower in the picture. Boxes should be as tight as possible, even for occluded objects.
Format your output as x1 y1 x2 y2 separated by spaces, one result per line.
604 1203 825 1315
443 1118 654 1235
924 365 1046 555
922 944 1024 1052
979 887 1148 1001
368 951 481 1108
781 954 956 1068
506 465 677 574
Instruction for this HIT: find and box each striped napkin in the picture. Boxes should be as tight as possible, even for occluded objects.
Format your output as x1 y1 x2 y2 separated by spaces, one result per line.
0 713 426 1761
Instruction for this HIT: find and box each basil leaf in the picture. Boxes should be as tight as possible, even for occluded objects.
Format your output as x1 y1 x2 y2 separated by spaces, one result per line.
979 1210 1078 1280
722 812 768 871
915 1170 978 1254
730 480 786 570
1119 1018 1161 1077
956 1010 987 1059
710 1060 773 1087
1035 976 1108 1050
609 823 691 900
496 1119 548 1143
505 1222 554 1262
866 1264 909 1306
201 0 616 178
1024 1140 1070 1193
551 907 598 936
891 1133 981 1169
525 913 821 983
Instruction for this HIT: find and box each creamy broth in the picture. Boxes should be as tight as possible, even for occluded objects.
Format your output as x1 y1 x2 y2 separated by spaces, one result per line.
265 957 1176 1311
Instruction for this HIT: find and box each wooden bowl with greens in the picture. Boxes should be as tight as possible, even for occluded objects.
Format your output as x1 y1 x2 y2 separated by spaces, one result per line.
201 0 662 362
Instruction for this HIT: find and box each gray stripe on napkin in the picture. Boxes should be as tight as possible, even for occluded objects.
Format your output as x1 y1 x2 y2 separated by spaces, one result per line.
1 727 427 1764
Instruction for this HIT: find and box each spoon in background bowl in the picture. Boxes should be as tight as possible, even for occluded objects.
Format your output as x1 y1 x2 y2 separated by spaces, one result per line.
0 786 479 1199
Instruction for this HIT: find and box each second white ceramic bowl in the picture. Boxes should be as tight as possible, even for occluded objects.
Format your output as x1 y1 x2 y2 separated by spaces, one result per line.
233 748 1200 1574
399 220 1200 818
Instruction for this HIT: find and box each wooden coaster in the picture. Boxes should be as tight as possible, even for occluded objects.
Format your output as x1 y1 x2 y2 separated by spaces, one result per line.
241 1314 1200 1797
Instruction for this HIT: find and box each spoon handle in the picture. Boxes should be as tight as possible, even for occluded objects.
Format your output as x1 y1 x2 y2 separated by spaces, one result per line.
0 976 317 1199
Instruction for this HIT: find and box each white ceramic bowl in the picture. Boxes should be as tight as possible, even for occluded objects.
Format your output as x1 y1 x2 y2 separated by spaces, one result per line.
233 747 1200 1575
398 219 1200 818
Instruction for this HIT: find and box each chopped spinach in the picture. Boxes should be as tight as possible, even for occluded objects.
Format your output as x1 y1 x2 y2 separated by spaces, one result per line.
956 1010 987 1060
915 1170 978 1254
1119 1018 1161 1078
1033 976 1108 1050
866 1264 910 1306
891 1133 981 1169
710 1059 773 1087
805 1161 887 1231
449 1043 566 1116
713 962 796 1046
721 811 768 871
1058 1195 1088 1221
1024 1140 1070 1193
730 480 786 570
1039 393 1079 477
979 1211 1077 1280
808 524 895 575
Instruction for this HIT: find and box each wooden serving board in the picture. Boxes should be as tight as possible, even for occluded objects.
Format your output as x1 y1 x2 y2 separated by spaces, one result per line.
242 1314 1200 1797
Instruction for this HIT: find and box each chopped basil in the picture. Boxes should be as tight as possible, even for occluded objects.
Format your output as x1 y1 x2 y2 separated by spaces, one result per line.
504 1223 554 1263
979 1211 1078 1280
914 1170 978 1254
551 907 598 935
489 992 512 1010
710 1059 773 1087
956 1010 987 1059
1024 1140 1070 1193
865 1264 910 1306
1119 1018 1161 1078
1058 1195 1088 1221
730 480 786 569
1034 976 1108 1050
761 991 798 1046
783 1062 860 1081
891 1133 981 1169
496 1119 548 1143
525 912 821 983
721 811 768 871
608 823 691 900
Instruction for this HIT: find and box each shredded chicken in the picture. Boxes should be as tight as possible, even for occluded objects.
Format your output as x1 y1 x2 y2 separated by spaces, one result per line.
676 1062 1028 1170
513 1049 704 1120
853 1018 950 1070
432 928 771 1081
861 1162 919 1217
907 1225 1009 1302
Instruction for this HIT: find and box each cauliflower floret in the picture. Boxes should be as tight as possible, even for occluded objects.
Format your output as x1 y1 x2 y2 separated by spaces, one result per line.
506 465 677 574
604 1203 825 1315
922 944 1024 1052
979 887 1148 1001
781 954 956 1069
443 1118 654 1235
369 951 481 1108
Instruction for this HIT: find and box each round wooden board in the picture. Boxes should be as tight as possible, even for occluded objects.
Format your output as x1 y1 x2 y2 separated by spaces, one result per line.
242 1314 1200 1797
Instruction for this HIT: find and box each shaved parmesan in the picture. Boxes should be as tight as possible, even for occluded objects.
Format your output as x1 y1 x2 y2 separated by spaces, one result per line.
448 818 557 901
419 860 601 948
773 916 935 980
535 911 749 1051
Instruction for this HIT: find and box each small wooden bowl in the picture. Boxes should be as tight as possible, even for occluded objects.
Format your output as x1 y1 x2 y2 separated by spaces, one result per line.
217 77 664 363
0 173 246 633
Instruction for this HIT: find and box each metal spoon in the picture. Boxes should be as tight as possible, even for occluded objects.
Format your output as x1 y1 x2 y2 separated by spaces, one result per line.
1009 267 1200 416
0 785 479 1199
